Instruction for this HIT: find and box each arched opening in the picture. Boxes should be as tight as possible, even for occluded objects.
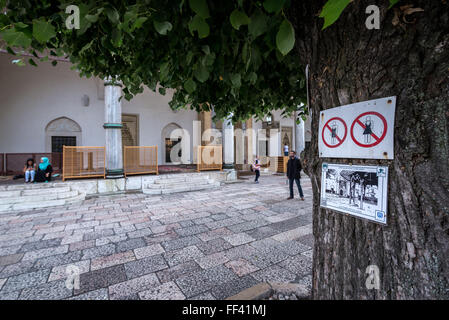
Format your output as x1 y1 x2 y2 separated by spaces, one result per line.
161 123 182 164
45 117 82 152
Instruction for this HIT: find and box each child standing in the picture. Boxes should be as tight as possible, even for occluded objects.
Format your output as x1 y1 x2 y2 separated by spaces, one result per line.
252 156 261 184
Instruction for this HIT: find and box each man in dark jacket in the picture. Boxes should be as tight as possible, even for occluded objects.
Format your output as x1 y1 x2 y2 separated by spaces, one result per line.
286 151 304 200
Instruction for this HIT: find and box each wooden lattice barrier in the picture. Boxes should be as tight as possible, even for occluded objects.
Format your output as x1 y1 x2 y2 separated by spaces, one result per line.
124 146 158 177
268 156 289 173
62 146 106 181
197 145 222 172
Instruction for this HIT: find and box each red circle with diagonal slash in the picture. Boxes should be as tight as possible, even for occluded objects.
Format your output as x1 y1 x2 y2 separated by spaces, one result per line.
322 117 347 148
350 111 387 148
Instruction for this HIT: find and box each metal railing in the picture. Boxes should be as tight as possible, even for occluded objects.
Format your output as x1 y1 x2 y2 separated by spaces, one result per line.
197 145 222 172
62 146 106 181
124 146 158 177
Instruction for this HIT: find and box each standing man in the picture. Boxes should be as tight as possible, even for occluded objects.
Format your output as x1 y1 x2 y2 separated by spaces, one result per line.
286 151 304 200
283 143 289 156
252 156 261 184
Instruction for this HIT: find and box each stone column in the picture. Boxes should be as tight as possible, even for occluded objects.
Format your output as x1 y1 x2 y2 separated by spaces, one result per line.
246 118 254 166
295 112 306 155
104 77 124 178
222 114 234 169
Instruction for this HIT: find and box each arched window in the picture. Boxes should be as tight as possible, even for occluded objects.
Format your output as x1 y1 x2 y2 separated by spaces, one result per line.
45 117 82 152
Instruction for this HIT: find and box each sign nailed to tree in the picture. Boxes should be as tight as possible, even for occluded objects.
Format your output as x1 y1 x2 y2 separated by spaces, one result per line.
318 97 396 159
320 163 389 225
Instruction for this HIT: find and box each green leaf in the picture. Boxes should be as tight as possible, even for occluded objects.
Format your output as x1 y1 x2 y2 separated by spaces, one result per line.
276 19 295 55
189 0 210 19
79 40 93 55
188 15 210 38
52 60 58 66
204 52 215 66
28 58 37 67
248 72 257 85
160 62 170 81
133 17 148 29
194 65 210 83
159 87 166 95
76 4 92 36
105 7 120 25
6 46 15 55
184 78 197 93
229 10 250 30
319 0 351 30
14 22 28 30
0 28 32 48
85 14 99 23
153 21 173 35
186 51 194 65
32 20 56 44
230 73 241 88
0 13 10 27
263 0 286 14
248 10 269 39
112 28 123 47
202 45 210 55
389 0 399 9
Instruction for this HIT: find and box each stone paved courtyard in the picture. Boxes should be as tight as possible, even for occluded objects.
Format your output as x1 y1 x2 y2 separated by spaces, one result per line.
0 174 313 300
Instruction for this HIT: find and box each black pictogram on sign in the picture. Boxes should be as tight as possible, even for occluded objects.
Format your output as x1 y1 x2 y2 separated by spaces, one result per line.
350 111 387 148
322 117 347 148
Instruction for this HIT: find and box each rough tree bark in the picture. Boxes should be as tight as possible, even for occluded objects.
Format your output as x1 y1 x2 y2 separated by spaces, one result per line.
288 0 449 299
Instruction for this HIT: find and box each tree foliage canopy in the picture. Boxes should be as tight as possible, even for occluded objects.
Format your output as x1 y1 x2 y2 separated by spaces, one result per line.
0 0 399 121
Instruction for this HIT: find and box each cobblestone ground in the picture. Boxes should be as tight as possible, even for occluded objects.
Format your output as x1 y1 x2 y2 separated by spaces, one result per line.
0 175 313 300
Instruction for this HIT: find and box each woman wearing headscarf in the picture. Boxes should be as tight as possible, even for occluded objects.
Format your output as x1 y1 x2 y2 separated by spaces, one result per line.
35 157 53 182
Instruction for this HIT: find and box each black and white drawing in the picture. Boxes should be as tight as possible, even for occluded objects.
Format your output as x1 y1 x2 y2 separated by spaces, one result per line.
320 163 388 224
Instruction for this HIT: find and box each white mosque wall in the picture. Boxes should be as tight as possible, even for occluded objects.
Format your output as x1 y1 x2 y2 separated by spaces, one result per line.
0 53 197 164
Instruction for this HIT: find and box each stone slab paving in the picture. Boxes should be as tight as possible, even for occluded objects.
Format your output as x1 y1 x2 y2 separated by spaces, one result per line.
0 174 313 300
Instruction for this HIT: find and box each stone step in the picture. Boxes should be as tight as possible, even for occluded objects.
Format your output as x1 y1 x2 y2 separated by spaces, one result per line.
146 182 214 190
142 181 219 195
0 182 65 191
0 185 72 198
11 199 67 211
0 190 79 205
0 191 86 213
0 190 22 198
146 179 214 189
21 186 71 196
152 176 211 184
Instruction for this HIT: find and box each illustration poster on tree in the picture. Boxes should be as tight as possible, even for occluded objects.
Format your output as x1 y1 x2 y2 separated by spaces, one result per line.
320 163 388 225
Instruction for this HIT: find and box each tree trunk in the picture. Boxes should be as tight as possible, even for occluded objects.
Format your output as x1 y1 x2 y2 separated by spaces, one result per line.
288 0 449 299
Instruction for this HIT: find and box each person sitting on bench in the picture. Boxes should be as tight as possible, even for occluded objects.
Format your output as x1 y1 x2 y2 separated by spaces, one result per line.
35 157 53 183
23 158 36 183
